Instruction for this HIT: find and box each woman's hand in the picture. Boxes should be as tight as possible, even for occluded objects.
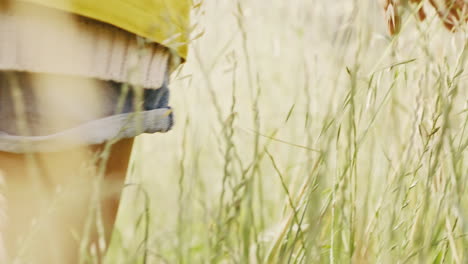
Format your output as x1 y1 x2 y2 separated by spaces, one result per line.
384 0 468 35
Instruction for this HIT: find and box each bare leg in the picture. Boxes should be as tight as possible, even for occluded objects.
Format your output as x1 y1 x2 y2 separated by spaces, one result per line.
0 138 133 264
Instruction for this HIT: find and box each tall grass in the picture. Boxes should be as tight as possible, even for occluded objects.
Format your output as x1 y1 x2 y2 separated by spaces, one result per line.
108 0 468 263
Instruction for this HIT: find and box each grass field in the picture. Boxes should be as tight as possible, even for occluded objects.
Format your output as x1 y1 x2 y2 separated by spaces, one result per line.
107 0 468 263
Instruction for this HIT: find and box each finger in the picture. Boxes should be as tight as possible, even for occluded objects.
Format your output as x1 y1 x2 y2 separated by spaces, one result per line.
410 0 427 20
430 0 467 30
384 0 402 35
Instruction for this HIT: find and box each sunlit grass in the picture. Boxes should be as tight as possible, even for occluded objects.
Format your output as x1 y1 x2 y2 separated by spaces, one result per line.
108 0 468 263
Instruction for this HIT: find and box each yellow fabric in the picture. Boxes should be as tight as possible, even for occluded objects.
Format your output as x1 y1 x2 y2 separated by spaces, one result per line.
19 0 190 59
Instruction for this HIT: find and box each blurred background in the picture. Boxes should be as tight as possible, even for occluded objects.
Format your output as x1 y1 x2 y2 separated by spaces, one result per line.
110 0 468 263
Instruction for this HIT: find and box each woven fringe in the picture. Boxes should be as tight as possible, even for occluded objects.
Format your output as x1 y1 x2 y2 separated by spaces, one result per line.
0 1 169 89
